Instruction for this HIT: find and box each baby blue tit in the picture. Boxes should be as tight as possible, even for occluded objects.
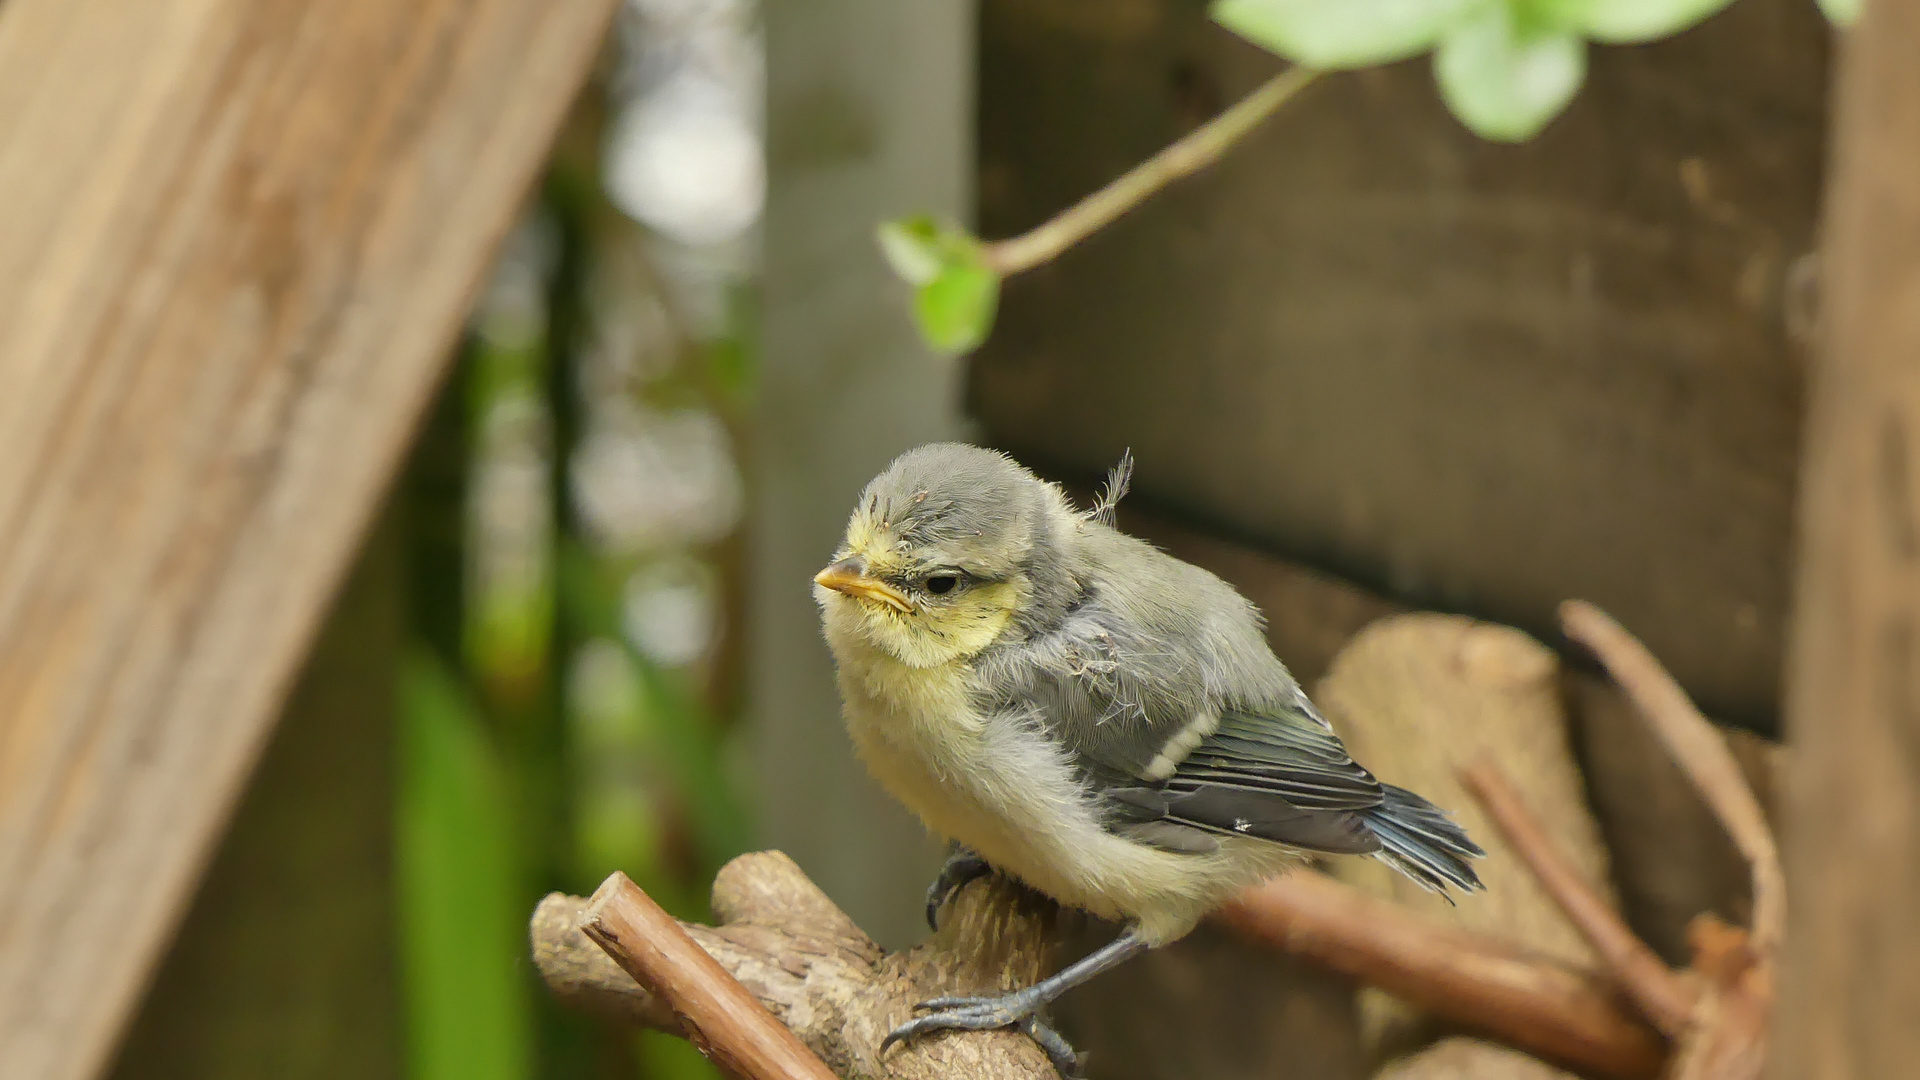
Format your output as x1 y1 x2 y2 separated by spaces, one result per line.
814 443 1483 1075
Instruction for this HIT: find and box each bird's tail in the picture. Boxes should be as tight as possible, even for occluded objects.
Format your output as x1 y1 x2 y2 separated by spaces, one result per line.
1363 784 1486 898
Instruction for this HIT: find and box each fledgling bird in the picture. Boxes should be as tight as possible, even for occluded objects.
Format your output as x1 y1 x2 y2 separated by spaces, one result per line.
814 443 1483 1075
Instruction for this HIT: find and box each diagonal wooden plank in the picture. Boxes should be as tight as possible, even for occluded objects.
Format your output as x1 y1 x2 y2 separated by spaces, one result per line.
0 1 618 1077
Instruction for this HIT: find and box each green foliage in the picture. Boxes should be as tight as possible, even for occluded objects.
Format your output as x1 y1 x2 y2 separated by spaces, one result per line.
1548 0 1738 42
882 0 1849 355
397 650 534 1080
1211 0 1748 141
1435 7 1585 142
1213 0 1477 67
1815 0 1855 25
877 215 1000 355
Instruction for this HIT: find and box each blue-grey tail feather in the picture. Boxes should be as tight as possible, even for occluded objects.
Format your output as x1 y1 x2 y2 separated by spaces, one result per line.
1364 784 1486 898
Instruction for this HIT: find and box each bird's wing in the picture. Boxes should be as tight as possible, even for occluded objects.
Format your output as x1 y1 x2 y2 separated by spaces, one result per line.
973 593 1386 856
1103 708 1386 854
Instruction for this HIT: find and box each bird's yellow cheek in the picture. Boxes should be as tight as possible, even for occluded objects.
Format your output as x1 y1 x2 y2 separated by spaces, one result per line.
920 582 1022 659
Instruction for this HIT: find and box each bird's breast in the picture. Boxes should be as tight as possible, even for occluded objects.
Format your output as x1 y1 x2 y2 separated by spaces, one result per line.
827 637 1298 940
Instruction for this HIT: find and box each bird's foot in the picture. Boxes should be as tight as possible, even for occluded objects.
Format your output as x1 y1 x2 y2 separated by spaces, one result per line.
882 988 1082 1077
924 846 994 931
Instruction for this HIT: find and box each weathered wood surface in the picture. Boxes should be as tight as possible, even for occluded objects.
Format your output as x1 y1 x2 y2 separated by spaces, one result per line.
972 0 1828 732
1775 2 1920 1076
0 2 617 1077
107 519 403 1080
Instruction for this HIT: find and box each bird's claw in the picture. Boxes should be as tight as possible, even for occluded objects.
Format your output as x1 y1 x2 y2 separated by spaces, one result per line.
883 991 1082 1077
923 847 993 931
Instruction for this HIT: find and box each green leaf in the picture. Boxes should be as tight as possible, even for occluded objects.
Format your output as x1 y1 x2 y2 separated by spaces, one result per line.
876 217 1001 354
1815 0 1857 26
1546 0 1738 43
1212 0 1482 68
914 256 999 355
397 650 533 1080
876 216 945 285
1435 8 1585 142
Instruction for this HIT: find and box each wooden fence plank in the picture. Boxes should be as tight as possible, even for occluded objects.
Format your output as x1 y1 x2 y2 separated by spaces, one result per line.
0 2 617 1077
1776 3 1920 1077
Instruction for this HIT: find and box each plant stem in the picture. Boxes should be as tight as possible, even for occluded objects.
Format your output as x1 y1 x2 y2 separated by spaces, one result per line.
981 65 1320 276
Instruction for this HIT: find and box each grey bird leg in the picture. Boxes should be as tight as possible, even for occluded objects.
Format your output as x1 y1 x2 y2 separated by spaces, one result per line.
924 844 993 931
882 927 1150 1078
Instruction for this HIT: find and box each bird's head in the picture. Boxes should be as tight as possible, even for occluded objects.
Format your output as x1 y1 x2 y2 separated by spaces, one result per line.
814 443 1077 668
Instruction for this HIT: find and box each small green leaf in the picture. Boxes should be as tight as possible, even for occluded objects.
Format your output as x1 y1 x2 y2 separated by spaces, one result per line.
1547 0 1738 43
1212 0 1482 68
1815 0 1857 26
877 216 1002 354
876 216 944 285
1435 8 1585 142
915 253 999 355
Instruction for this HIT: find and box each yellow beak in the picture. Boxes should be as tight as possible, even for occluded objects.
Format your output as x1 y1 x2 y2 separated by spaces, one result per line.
814 556 913 613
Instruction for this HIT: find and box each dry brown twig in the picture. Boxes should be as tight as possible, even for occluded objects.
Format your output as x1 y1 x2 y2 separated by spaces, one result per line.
1217 873 1666 1079
578 872 840 1080
1459 601 1780 1080
1460 763 1699 1038
1559 601 1785 960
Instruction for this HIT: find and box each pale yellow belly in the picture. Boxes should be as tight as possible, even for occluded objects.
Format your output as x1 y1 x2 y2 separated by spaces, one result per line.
836 660 1298 944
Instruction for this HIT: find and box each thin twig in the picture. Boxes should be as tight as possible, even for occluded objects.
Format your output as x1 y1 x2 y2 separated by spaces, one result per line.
579 871 839 1080
1461 760 1700 1039
1559 600 1786 960
981 66 1319 276
1219 872 1668 1079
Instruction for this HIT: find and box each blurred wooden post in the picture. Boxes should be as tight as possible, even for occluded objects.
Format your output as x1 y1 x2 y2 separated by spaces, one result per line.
0 3 616 1079
1776 3 1920 1077
754 0 975 948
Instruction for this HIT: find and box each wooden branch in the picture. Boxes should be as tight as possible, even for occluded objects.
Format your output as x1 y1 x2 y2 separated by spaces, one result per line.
534 851 1059 1080
1461 760 1699 1038
0 3 619 1078
1217 872 1667 1080
580 873 838 1080
1560 601 1785 958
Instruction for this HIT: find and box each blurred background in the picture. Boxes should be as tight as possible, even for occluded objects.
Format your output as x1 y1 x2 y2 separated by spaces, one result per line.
38 0 1833 1077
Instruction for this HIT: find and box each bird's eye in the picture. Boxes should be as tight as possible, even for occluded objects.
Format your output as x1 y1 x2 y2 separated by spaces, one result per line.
924 574 960 595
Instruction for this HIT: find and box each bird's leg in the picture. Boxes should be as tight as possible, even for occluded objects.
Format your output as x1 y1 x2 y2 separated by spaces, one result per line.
883 927 1150 1077
924 843 994 931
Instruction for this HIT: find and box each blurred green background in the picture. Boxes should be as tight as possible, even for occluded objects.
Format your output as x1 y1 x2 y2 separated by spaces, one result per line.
390 8 763 1075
